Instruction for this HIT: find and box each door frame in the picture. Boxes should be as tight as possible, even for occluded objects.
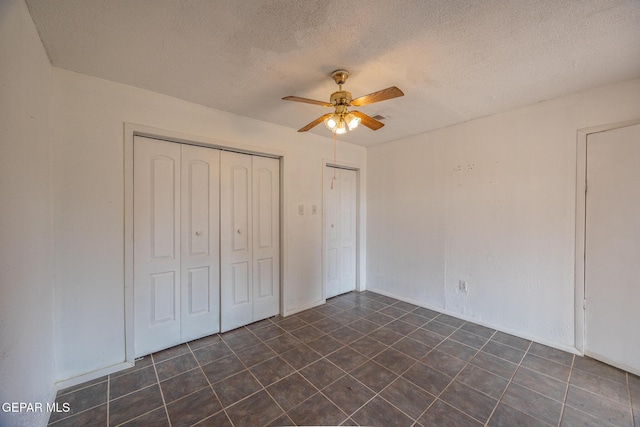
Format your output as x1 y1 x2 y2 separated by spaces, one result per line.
322 158 365 301
124 123 286 364
574 117 640 354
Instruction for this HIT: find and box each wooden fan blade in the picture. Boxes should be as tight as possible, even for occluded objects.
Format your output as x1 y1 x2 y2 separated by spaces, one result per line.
350 86 404 106
298 113 333 132
283 96 332 107
351 111 384 131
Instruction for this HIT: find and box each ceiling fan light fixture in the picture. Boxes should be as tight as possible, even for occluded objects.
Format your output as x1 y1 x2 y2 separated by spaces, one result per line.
335 119 347 134
324 111 360 134
324 114 338 130
345 112 360 130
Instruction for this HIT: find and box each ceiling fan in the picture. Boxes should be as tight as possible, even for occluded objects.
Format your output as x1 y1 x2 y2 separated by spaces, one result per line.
283 70 404 134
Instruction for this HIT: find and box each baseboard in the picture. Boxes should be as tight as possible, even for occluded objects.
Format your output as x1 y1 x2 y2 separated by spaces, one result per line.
283 298 326 316
55 361 134 391
366 287 580 356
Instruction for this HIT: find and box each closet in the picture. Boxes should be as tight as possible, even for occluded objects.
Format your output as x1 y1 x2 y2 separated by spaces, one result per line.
133 136 279 356
324 166 357 298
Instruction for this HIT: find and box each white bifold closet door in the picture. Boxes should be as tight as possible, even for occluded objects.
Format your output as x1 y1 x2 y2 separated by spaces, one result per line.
134 136 220 357
324 166 357 299
220 151 280 332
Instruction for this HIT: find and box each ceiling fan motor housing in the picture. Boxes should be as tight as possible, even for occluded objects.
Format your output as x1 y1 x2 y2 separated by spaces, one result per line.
330 91 352 107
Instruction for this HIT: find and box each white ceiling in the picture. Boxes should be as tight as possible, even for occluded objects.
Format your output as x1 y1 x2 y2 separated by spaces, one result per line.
25 0 640 147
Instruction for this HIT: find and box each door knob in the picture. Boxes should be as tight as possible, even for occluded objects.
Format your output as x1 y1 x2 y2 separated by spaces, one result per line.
195 231 201 236
237 229 242 234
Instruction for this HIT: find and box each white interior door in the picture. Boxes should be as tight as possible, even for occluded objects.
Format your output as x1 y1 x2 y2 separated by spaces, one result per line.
134 136 182 356
324 166 357 299
585 123 640 375
339 168 357 294
220 151 253 332
252 156 280 321
180 144 220 342
324 167 340 298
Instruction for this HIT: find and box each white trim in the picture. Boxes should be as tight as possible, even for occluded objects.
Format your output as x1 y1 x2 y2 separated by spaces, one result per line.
324 157 363 171
574 117 640 355
283 298 326 317
54 361 134 390
123 125 135 365
124 123 285 158
368 287 581 356
123 123 287 363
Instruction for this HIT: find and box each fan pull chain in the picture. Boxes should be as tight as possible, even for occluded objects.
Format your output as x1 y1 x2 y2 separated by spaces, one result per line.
331 131 337 189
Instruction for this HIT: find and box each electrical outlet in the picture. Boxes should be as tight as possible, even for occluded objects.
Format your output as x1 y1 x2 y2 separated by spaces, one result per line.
458 280 467 292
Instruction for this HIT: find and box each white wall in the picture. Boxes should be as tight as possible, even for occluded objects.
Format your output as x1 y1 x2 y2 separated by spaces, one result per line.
51 69 366 381
367 79 640 350
0 0 56 426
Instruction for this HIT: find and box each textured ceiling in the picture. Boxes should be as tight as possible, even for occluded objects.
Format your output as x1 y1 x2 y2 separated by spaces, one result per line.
25 0 640 147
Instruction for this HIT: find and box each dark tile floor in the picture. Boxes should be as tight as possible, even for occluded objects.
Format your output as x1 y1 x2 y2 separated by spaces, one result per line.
48 291 640 427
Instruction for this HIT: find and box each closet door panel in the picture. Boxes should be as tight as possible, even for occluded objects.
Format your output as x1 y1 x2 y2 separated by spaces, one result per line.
252 156 280 321
134 136 181 357
232 167 250 251
186 267 211 314
232 262 251 303
221 151 253 332
150 272 178 323
257 259 274 298
180 145 220 341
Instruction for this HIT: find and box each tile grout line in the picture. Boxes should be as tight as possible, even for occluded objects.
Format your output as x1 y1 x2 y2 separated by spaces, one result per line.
438 326 534 423
284 297 393 424
221 325 297 426
210 328 254 427
266 299 410 424
362 308 457 418
465 338 625 427
263 304 391 424
562 370 635 426
558 354 575 427
48 381 111 426
464 328 502 418
435 325 494 425
243 328 301 426
408 320 489 426
151 353 173 427
482 339 535 426
567 360 637 407
359 350 432 424
286 332 359 414
159 344 224 424
109 354 175 426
